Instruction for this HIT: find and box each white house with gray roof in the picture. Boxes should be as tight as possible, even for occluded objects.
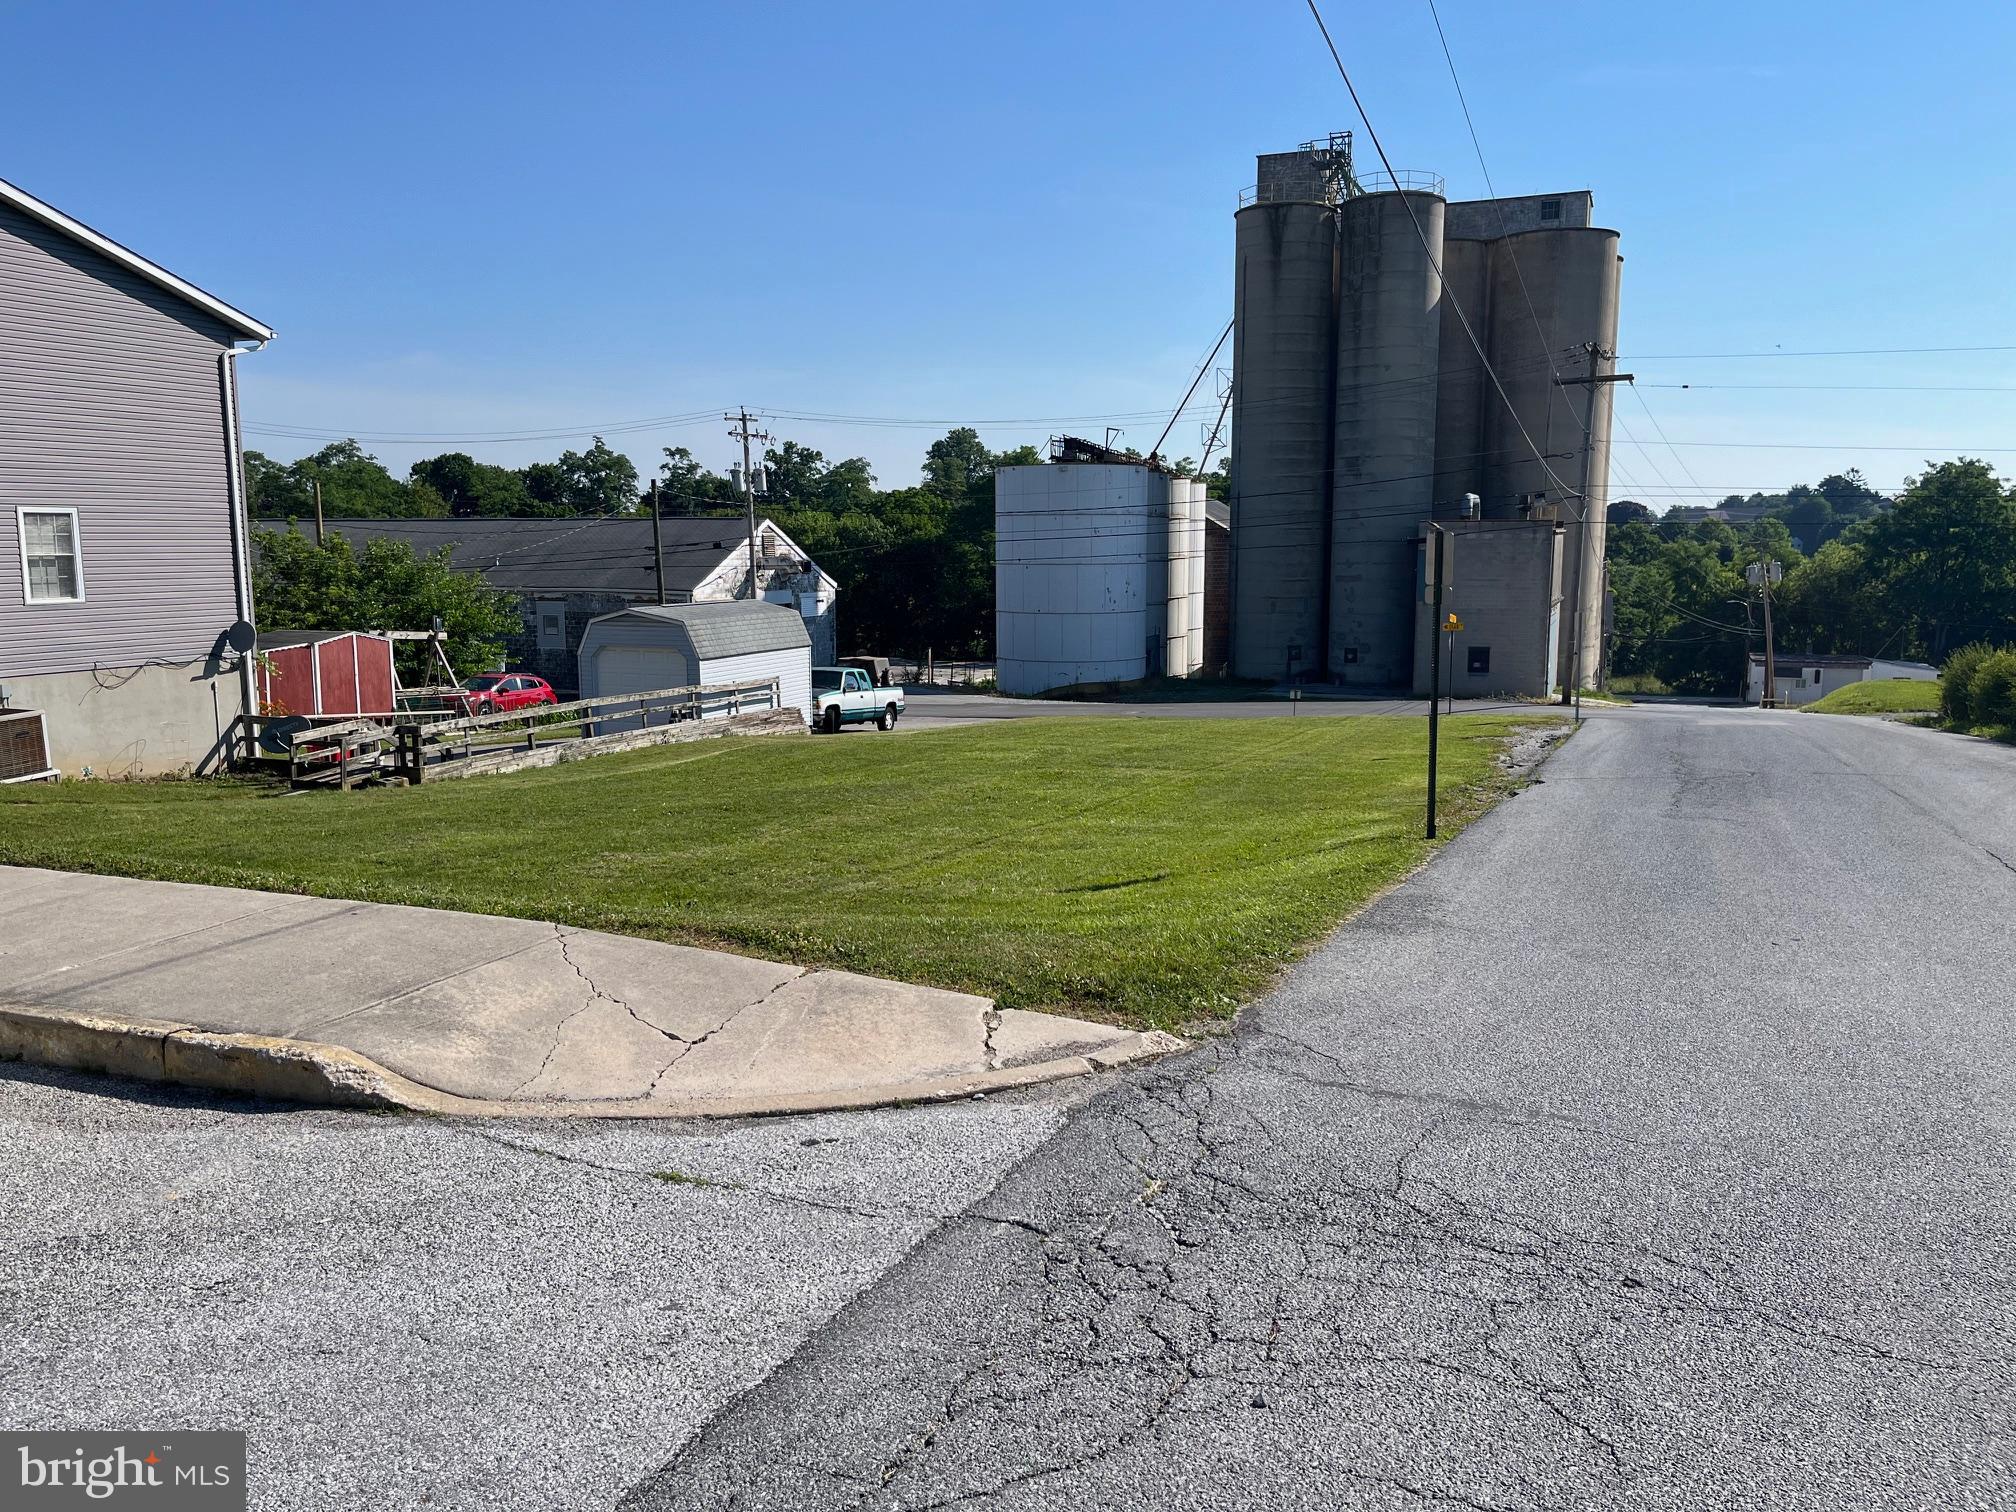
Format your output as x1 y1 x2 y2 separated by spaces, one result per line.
0 176 272 777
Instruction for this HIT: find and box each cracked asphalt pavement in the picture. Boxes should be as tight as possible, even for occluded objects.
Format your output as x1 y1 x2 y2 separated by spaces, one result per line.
0 1069 1086 1510
628 706 2016 1511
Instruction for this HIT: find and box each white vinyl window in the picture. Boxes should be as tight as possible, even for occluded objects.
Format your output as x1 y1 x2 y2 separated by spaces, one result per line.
17 508 85 604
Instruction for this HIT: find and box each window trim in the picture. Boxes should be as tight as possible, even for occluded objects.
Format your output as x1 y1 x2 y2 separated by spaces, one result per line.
16 506 86 605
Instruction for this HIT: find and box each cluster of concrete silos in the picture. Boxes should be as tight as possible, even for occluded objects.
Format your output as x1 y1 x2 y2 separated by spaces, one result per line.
1229 147 1622 692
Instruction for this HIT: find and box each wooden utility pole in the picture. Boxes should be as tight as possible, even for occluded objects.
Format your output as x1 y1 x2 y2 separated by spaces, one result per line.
1750 558 1783 705
313 479 325 547
651 479 667 605
726 408 772 600
1553 345 1633 724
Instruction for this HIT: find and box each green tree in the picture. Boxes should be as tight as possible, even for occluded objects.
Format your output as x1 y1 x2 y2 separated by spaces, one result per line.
244 450 311 517
1815 469 1886 523
252 528 520 680
1857 459 2016 658
247 440 445 520
409 452 535 517
525 436 642 516
1777 539 1889 655
921 427 994 498
657 446 741 514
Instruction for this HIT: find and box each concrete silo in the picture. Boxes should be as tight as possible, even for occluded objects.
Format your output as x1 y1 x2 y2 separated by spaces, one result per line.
1328 189 1444 686
1229 198 1337 682
1479 227 1622 688
1430 236 1491 506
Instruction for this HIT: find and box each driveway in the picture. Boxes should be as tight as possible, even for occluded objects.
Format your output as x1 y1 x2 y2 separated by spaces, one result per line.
896 685 1580 731
631 705 2016 1510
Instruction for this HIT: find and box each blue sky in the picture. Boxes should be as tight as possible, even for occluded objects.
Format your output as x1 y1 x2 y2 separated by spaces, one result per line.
7 0 2013 507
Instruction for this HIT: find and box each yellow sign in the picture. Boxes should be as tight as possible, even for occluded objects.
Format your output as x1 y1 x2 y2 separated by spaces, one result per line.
1442 614 1464 632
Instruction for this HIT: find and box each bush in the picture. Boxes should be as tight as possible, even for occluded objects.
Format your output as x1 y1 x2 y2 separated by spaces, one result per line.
1968 648 2016 729
1941 643 1994 726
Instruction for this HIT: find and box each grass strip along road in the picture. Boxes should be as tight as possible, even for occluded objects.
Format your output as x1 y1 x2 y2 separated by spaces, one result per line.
0 717 1538 1031
1803 677 1942 716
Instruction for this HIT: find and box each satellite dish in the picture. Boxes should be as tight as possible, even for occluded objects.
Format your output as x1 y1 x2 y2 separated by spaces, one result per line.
226 620 256 654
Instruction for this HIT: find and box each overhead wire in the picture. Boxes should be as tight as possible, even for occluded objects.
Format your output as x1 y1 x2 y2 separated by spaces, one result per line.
1302 0 1584 518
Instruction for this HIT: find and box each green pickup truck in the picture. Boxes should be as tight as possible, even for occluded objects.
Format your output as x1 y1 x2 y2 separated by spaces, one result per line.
811 666 906 733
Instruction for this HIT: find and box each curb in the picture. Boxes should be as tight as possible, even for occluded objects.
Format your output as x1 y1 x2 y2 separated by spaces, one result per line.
0 1002 1187 1121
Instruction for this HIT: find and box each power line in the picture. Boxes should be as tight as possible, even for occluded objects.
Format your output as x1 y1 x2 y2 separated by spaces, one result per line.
1642 382 2016 393
1302 0 1584 514
1627 383 1711 496
1622 345 2016 360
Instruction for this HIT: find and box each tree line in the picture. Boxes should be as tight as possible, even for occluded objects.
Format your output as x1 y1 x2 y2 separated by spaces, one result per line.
1606 460 2016 694
245 427 1076 658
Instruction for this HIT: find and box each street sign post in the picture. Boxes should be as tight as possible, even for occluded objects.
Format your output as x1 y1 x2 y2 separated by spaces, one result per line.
1425 527 1455 839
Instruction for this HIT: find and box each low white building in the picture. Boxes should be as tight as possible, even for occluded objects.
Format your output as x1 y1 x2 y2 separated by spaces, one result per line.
995 448 1206 696
1744 652 1937 707
577 600 812 726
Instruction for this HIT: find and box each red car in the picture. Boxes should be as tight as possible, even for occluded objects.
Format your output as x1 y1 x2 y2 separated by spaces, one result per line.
455 673 559 715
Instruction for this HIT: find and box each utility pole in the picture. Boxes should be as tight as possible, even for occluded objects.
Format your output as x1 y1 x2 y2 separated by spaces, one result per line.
1553 345 1633 724
312 479 325 548
651 479 667 606
1748 558 1783 705
726 408 772 600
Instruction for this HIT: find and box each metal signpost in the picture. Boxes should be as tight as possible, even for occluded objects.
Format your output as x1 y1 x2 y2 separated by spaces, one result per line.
1424 526 1453 838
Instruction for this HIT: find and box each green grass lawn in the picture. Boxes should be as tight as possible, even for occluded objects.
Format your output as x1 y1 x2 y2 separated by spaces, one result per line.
1804 678 1942 716
0 717 1540 1030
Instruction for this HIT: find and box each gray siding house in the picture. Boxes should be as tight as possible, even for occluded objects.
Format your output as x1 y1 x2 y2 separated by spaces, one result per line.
323 516 838 694
0 177 272 776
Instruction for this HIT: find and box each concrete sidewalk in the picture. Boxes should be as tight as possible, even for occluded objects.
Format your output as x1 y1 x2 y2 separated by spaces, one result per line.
0 866 1178 1116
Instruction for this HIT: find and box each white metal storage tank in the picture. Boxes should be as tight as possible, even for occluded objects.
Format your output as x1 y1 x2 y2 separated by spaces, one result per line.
1163 475 1192 676
997 462 1181 695
577 600 812 727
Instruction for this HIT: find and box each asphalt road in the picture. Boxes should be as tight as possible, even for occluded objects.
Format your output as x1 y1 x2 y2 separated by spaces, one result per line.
0 1072 1088 1511
630 705 2016 1511
893 685 1579 730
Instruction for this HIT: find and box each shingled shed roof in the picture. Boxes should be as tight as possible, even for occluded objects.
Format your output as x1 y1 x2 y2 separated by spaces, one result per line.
594 600 811 660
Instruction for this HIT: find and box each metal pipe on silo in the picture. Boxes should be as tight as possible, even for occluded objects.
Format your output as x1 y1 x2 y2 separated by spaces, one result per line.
1479 226 1622 686
1329 190 1444 687
1230 199 1338 683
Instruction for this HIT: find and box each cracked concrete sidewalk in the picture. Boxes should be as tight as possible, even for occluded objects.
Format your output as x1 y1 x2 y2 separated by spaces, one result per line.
0 866 1180 1116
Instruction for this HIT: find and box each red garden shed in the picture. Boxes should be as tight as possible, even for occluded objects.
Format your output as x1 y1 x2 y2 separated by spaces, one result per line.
257 631 398 718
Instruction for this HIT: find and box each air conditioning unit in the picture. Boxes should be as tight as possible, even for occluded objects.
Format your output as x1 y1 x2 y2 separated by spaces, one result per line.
0 708 56 783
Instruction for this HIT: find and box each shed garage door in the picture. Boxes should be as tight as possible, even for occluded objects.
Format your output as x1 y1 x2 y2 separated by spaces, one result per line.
594 645 692 697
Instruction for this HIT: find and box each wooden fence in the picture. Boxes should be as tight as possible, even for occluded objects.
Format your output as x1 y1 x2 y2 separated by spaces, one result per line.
275 677 786 788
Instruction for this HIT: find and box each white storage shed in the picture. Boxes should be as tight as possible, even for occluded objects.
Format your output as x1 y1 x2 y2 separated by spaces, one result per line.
577 601 812 726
